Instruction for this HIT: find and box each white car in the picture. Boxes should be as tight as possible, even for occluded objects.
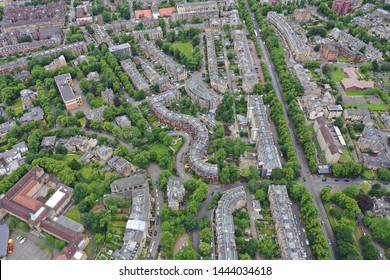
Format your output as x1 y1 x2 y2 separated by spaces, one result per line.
19 237 26 244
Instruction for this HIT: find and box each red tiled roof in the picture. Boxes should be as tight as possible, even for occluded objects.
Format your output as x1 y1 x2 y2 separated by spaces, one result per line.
134 10 152 20
55 254 70 260
3 166 43 200
158 7 176 17
341 67 374 90
12 179 42 211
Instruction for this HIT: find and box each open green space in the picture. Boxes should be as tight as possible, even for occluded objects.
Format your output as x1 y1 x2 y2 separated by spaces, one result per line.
11 98 24 116
345 88 375 96
339 148 353 163
332 68 347 82
64 154 81 164
171 42 193 59
363 169 376 180
337 55 350 63
343 103 389 112
149 142 170 157
81 166 94 179
79 117 87 127
170 137 183 153
64 207 82 223
229 64 238 71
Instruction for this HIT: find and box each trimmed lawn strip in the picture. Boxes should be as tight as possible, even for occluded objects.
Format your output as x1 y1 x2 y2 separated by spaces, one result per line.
332 68 347 82
64 207 82 223
343 103 389 111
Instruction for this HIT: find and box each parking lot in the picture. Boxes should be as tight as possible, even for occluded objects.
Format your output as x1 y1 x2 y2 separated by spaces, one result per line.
6 231 60 260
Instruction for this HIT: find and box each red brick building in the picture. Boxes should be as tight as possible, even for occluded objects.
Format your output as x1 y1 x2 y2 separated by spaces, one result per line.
321 44 339 62
332 0 352 16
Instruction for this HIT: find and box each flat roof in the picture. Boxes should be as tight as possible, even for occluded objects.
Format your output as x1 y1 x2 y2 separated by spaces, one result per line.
45 189 66 208
54 73 78 103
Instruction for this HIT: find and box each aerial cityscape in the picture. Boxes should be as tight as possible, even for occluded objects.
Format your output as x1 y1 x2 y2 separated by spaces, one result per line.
0 0 389 261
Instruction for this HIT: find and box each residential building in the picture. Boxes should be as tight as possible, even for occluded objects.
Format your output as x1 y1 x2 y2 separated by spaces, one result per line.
86 71 100 82
108 43 132 58
19 106 45 124
268 185 305 260
101 88 115 104
247 95 281 177
185 79 223 109
115 187 150 260
176 1 218 13
135 57 171 92
0 142 28 176
267 12 312 62
85 105 108 121
1 2 67 32
324 105 344 119
0 166 89 260
299 92 336 120
167 176 185 211
358 125 384 153
293 9 311 23
331 28 382 60
0 58 28 75
343 108 373 125
32 41 87 59
92 24 110 44
41 136 57 149
121 59 150 92
321 44 339 62
139 39 187 81
108 156 135 175
292 64 320 95
205 32 228 93
96 145 113 162
369 25 390 40
314 117 343 164
171 10 219 22
131 27 163 40
54 73 84 111
0 37 61 57
341 67 374 90
147 90 218 180
232 30 259 92
337 45 365 62
332 0 352 16
0 121 16 138
380 113 390 130
62 135 98 153
115 115 132 128
110 173 148 197
215 186 246 260
44 55 67 71
20 89 37 110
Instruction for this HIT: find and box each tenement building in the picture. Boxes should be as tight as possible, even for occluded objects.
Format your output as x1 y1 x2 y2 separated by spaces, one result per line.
147 90 218 180
247 95 282 177
268 185 305 260
215 186 246 260
139 39 187 81
121 59 150 92
185 79 223 110
232 30 259 92
205 32 228 93
267 12 312 62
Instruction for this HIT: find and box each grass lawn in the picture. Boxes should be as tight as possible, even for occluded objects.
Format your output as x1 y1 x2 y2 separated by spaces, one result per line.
64 207 82 223
345 88 374 96
171 42 193 58
339 148 353 163
170 137 183 153
324 203 338 230
343 103 389 112
229 64 238 71
11 98 24 116
376 117 386 130
64 154 81 163
79 117 87 127
363 169 376 180
332 68 347 82
337 55 350 63
149 142 170 157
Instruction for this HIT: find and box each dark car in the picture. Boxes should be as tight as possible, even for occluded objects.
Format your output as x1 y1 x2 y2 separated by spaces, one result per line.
344 179 349 182
154 231 157 236
303 177 306 182
321 178 327 182
335 179 340 182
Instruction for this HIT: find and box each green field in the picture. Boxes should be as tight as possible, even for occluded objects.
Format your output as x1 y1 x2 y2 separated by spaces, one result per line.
81 166 94 179
343 103 389 111
345 88 375 96
64 207 82 223
332 68 347 82
149 142 170 157
171 42 193 58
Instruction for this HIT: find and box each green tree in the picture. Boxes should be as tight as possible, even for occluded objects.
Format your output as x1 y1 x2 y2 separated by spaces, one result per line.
199 242 211 256
258 236 277 259
200 228 212 244
175 245 199 260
